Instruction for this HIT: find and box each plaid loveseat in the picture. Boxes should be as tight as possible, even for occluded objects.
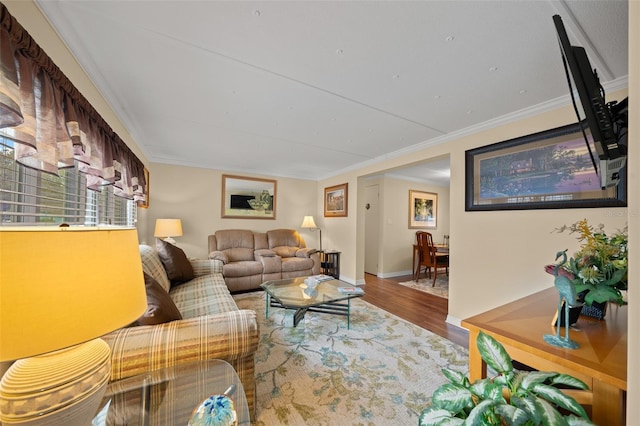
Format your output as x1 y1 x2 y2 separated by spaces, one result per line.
101 245 259 417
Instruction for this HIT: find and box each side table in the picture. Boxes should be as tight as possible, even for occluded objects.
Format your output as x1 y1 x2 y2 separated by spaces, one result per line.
92 360 250 425
320 250 341 278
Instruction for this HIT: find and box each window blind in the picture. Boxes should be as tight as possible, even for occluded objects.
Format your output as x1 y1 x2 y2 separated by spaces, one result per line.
1 139 136 226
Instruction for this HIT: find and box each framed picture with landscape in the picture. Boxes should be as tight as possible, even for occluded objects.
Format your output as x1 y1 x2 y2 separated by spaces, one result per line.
409 190 437 229
324 183 348 217
465 122 626 211
221 174 277 219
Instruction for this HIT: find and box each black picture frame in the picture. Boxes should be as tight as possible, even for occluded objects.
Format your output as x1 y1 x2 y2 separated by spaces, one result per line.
465 122 626 211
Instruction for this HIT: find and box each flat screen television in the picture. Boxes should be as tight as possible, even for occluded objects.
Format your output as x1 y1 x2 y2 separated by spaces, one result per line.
553 14 628 189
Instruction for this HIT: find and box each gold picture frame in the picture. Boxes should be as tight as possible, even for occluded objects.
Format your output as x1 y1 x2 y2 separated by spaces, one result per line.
324 183 348 217
221 174 277 219
409 190 437 229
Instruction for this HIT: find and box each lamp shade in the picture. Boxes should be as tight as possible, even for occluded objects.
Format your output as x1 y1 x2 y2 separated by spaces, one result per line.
0 227 147 362
300 216 317 229
154 218 183 238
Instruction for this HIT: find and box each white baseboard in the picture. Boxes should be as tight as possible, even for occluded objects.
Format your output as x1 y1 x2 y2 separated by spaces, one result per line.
376 269 413 279
446 314 464 329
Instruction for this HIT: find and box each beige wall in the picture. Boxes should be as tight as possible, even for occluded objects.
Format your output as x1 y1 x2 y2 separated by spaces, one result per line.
9 0 637 417
626 1 638 419
324 90 629 322
141 163 319 259
369 175 450 277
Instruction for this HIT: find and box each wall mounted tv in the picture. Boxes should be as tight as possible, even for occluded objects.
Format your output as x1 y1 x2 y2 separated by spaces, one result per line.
553 14 628 189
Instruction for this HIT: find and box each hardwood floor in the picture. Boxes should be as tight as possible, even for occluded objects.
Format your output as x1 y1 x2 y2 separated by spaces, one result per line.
362 273 469 348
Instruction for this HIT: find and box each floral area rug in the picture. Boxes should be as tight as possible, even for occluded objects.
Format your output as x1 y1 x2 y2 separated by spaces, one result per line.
397 275 449 299
233 291 467 425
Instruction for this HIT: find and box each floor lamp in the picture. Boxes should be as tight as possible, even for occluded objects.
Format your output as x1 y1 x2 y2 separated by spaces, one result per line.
0 227 147 425
301 215 322 252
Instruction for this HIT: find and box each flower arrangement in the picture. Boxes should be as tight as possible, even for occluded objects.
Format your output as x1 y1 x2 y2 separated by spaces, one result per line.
552 219 628 306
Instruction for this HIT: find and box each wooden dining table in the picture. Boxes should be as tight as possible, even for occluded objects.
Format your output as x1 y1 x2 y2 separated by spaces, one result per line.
412 243 449 280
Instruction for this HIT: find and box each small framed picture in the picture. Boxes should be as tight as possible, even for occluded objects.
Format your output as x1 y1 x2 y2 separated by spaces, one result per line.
324 183 348 217
409 190 437 229
137 167 149 209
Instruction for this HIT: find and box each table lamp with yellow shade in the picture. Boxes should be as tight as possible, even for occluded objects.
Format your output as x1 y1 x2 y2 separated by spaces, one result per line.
0 226 147 425
154 218 183 245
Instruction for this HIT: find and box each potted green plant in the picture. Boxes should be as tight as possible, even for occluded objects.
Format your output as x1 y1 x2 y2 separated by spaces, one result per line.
419 332 593 425
552 219 628 306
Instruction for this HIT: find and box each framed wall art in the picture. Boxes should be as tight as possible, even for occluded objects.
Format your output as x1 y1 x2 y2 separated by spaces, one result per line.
409 190 437 229
324 183 348 217
465 122 626 211
221 174 277 219
137 167 149 209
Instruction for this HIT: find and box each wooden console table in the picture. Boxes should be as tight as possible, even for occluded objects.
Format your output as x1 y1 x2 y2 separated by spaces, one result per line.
462 287 627 425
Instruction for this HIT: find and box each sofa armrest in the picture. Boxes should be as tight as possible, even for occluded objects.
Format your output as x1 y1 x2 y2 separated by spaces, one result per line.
103 310 259 381
296 247 317 258
208 251 228 265
190 258 224 276
254 249 277 260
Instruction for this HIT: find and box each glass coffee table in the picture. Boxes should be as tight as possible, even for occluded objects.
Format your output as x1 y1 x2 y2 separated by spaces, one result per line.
92 360 250 425
261 276 364 329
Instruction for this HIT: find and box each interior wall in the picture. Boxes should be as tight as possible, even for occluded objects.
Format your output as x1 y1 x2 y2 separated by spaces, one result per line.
322 89 629 321
142 163 318 259
378 176 450 277
625 1 638 418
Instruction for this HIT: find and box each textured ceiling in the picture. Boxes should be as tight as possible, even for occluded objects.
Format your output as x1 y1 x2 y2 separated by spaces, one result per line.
36 0 628 184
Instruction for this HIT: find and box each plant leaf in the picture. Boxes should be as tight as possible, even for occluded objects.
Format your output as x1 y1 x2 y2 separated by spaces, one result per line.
530 383 589 418
566 415 595 425
464 399 498 426
477 332 512 374
442 368 469 386
550 374 589 391
520 371 557 390
418 408 463 426
431 383 474 413
511 394 541 424
493 404 529 426
469 379 505 403
534 397 569 426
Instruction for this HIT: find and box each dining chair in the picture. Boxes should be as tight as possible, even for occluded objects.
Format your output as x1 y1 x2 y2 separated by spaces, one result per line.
416 231 449 286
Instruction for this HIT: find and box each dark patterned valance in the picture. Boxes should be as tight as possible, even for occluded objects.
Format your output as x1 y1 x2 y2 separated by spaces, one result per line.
0 3 146 202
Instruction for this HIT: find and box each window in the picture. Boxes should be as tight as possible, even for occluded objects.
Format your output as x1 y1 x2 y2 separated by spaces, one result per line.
1 139 136 226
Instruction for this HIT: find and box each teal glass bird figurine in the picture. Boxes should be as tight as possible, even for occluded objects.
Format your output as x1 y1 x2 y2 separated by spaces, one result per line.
544 250 579 349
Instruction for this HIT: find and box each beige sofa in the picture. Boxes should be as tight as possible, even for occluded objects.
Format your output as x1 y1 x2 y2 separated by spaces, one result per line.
101 243 259 418
208 229 321 292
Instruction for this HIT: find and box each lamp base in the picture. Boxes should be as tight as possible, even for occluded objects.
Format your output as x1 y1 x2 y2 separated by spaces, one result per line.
0 339 111 425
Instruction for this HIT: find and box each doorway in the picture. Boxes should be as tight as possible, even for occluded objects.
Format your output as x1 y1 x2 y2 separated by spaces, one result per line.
364 184 379 275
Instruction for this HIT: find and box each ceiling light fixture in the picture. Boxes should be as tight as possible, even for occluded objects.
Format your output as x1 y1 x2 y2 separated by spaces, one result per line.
336 48 344 55
489 66 498 72
445 36 454 42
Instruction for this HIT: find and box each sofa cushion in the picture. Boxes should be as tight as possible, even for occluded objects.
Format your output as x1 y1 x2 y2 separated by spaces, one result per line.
281 257 314 273
156 239 195 285
267 229 305 249
133 272 183 326
140 245 171 292
222 261 263 278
